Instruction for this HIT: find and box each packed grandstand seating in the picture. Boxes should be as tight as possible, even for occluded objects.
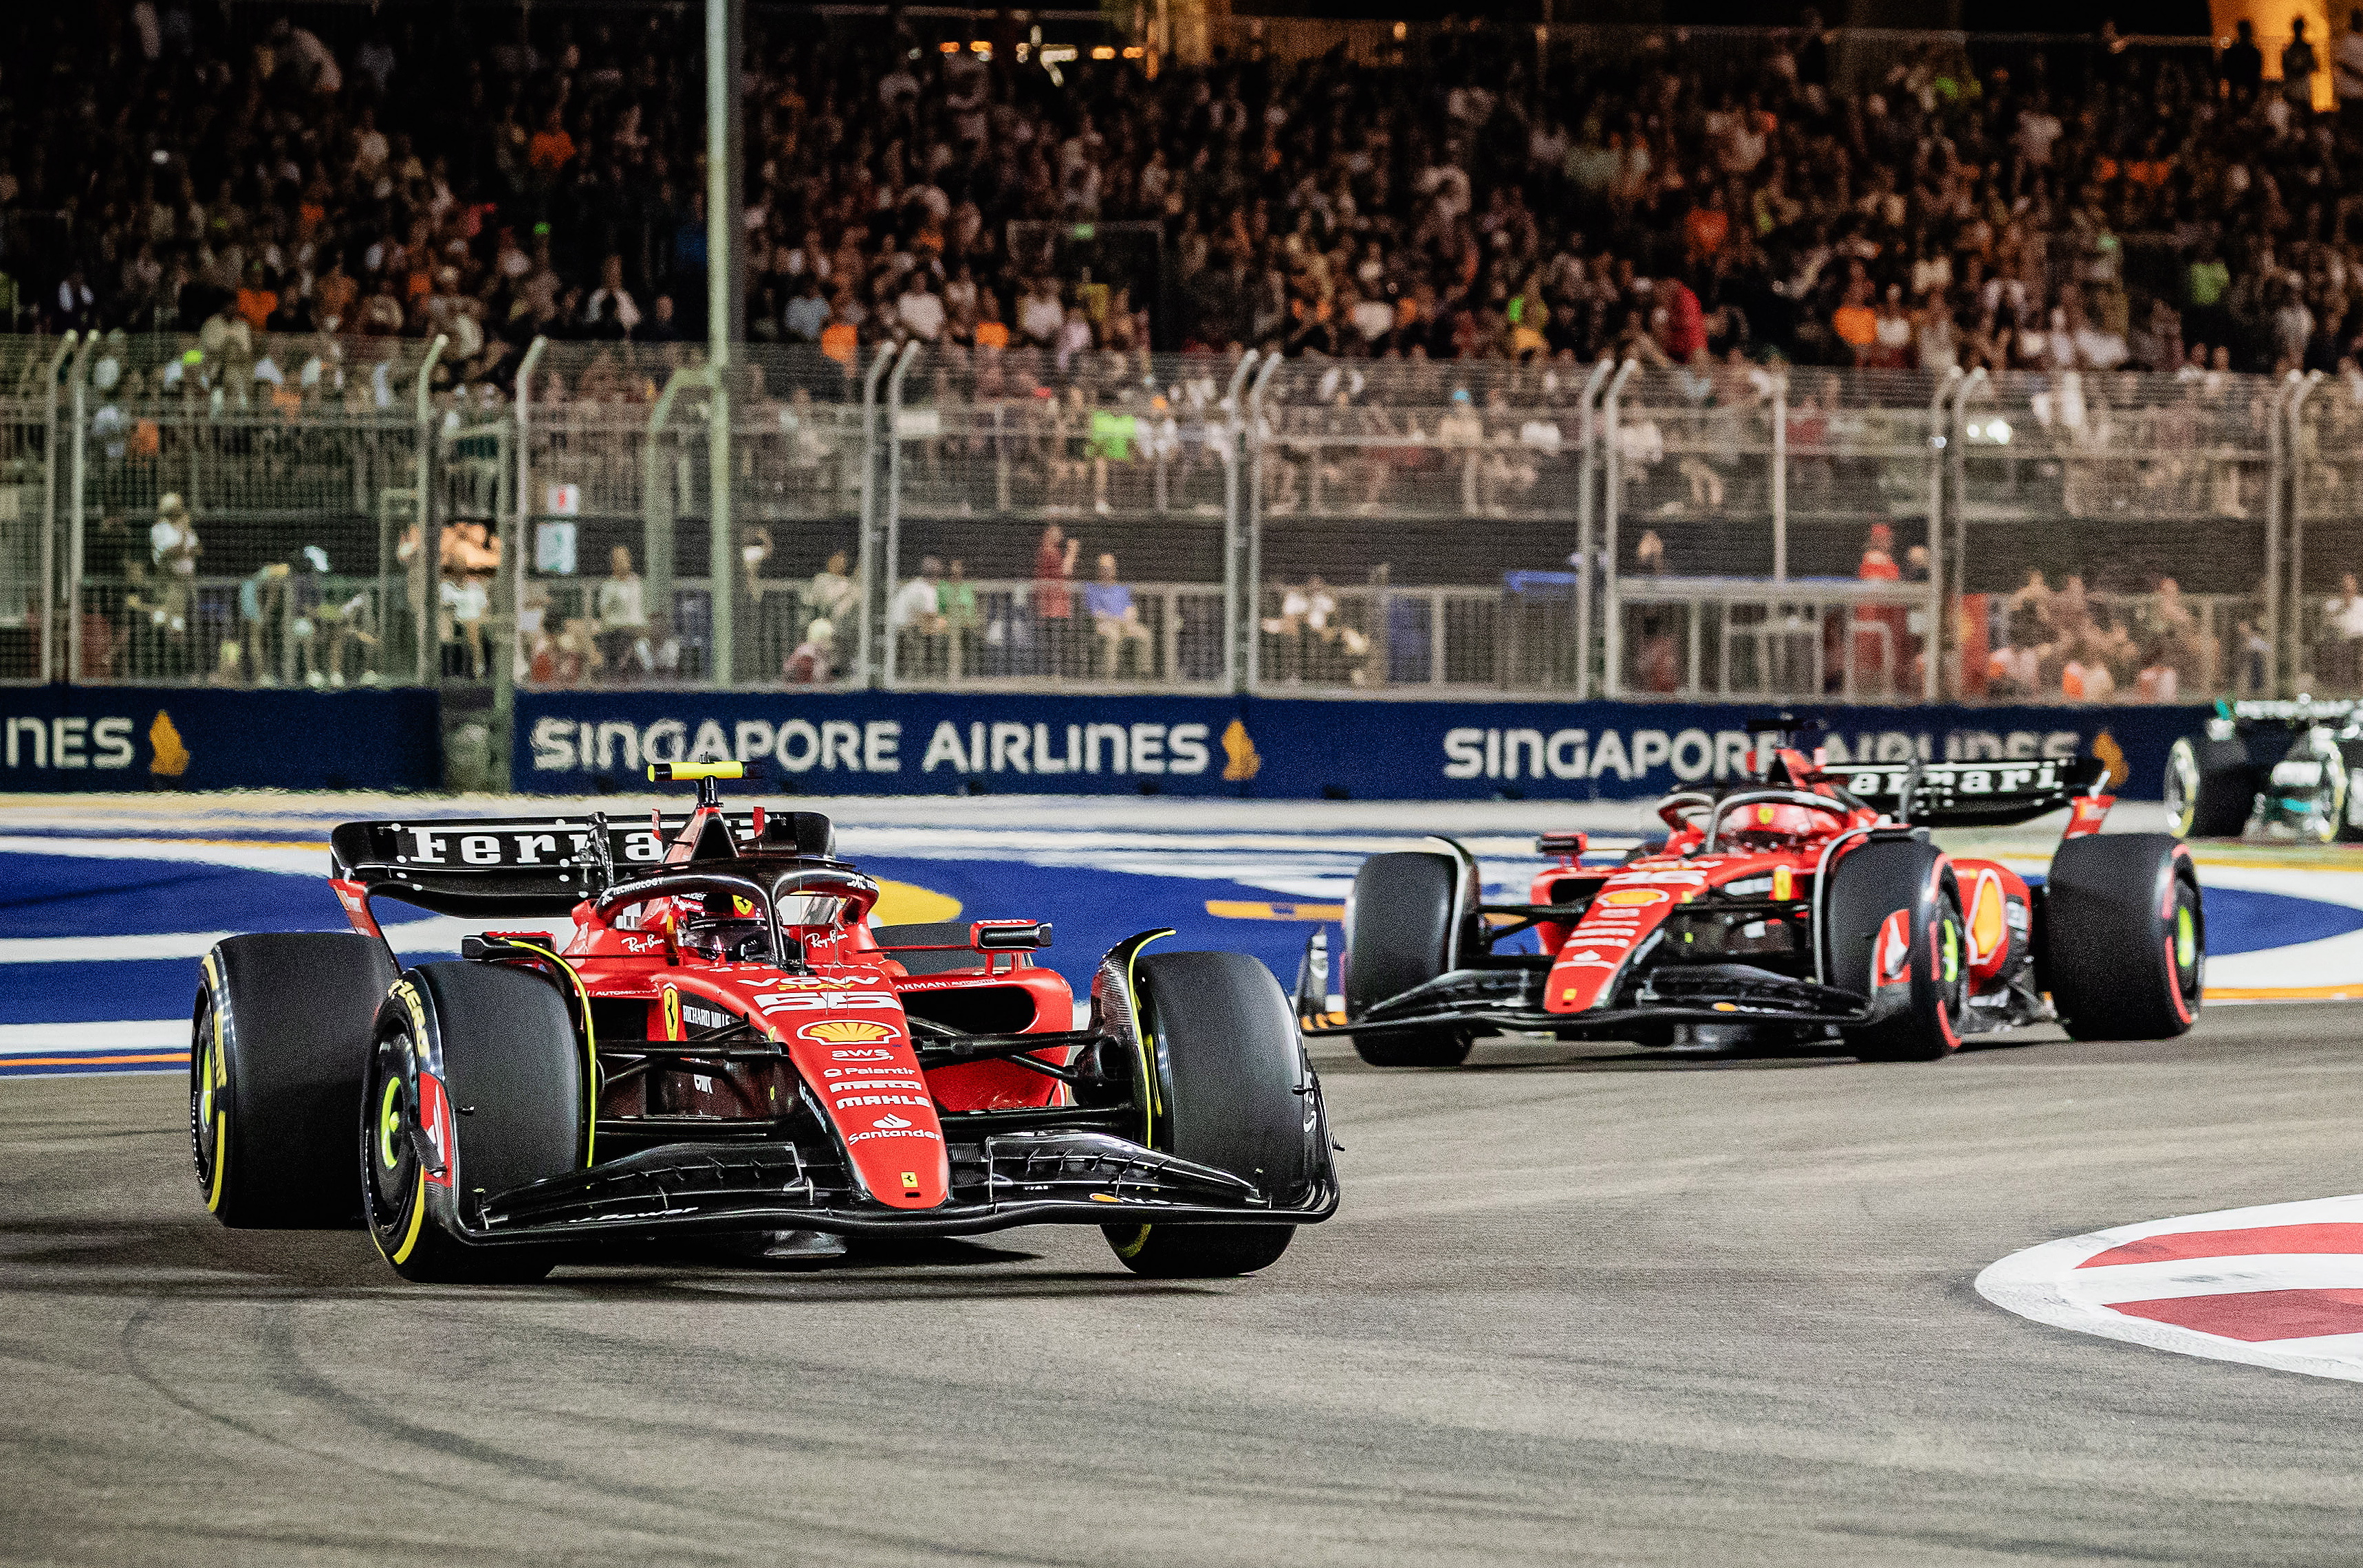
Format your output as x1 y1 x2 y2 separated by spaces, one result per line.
1 5 2357 382
10 5 2363 713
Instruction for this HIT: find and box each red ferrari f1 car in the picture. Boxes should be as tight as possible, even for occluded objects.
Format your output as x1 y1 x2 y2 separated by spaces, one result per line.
1305 740 2202 1065
191 763 1335 1282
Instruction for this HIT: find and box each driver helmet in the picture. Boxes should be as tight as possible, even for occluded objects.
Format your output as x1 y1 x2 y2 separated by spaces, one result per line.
1720 800 1822 849
678 890 768 963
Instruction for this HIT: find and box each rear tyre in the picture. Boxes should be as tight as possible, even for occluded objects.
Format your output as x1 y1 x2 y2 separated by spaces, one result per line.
192 933 398 1228
1822 838 1966 1063
2164 734 2256 839
2045 834 2203 1041
1102 950 1316 1278
1342 850 1474 1067
362 962 585 1284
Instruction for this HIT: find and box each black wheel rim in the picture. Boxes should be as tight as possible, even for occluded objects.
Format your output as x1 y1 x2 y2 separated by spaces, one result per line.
1935 897 1967 1034
190 993 221 1200
2171 876 2203 1007
365 1038 417 1241
2165 741 2197 836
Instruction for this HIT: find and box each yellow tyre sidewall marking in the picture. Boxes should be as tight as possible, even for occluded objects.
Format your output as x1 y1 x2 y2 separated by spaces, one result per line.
201 952 228 1212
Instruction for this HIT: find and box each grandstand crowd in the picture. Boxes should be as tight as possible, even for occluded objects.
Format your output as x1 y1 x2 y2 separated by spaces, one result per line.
7 4 2363 386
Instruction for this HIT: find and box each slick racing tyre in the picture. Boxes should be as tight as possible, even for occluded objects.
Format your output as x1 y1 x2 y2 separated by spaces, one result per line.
1822 838 1967 1063
2044 834 2203 1041
2263 728 2355 845
2164 734 2257 840
1342 850 1474 1067
192 933 398 1228
1103 950 1317 1278
363 962 586 1284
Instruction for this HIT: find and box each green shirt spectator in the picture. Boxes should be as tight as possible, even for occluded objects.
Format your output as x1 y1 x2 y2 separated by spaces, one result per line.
1087 408 1135 461
2188 256 2230 309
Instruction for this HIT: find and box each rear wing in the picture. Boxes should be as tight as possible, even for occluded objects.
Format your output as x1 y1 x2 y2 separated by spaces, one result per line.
329 809 836 917
2228 697 2361 726
1830 756 2108 829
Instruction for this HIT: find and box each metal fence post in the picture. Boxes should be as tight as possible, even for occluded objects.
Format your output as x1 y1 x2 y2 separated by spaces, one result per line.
2265 371 2297 697
2286 369 2325 691
853 344 895 688
1220 350 1259 696
1599 358 1637 699
37 331 74 683
1923 365 1962 703
642 363 710 682
1770 368 1789 583
1243 353 1283 692
510 336 547 662
1571 358 1612 699
1945 367 1985 696
881 340 919 689
64 334 95 684
410 335 447 685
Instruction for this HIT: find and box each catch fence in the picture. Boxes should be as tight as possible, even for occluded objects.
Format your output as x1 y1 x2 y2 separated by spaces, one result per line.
1 331 2341 715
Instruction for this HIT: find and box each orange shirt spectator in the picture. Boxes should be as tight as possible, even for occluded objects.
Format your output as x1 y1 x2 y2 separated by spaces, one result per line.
1684 202 1729 259
235 284 277 333
528 120 576 175
819 320 858 364
972 319 1009 350
1832 300 1877 351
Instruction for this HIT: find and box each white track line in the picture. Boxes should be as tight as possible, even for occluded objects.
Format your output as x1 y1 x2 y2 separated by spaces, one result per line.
0 1021 189 1054
1978 1193 2363 1382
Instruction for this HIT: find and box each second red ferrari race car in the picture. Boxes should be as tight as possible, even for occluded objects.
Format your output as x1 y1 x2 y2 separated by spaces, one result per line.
190 762 1335 1282
1305 739 2201 1065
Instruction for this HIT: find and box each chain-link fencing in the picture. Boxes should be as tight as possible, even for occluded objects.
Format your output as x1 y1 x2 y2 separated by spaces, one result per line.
8 331 2346 712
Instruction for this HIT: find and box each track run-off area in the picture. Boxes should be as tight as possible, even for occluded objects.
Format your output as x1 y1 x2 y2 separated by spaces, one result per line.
10 792 2363 1565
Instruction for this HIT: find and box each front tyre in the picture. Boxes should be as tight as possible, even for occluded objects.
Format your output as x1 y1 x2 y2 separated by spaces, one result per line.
2045 834 2203 1041
363 962 585 1284
2164 734 2256 839
1102 950 1318 1278
1342 850 1475 1067
1823 838 1966 1063
193 933 397 1227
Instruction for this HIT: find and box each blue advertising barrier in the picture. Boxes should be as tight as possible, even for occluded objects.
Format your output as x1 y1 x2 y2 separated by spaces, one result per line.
0 686 442 792
516 690 2208 801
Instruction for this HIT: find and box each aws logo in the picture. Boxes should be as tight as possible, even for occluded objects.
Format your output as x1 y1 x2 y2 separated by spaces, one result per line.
798 1019 898 1045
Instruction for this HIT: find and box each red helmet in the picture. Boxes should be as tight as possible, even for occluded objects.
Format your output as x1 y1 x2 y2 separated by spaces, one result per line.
1719 800 1822 848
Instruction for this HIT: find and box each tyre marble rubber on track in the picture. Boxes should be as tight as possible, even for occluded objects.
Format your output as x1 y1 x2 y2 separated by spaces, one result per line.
16 1001 2363 1564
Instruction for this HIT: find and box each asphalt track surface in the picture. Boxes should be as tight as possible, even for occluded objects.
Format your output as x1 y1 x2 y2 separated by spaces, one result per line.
11 1003 2363 1567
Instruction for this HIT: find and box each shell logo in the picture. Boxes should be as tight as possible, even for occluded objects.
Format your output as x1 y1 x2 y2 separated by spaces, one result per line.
1599 888 1670 908
798 1018 897 1045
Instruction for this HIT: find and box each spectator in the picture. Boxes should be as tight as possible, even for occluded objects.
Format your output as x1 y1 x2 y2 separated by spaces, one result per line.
803 549 858 632
2324 571 2363 689
783 617 836 684
891 556 950 675
2285 17 2321 109
1085 552 1153 678
2223 21 2265 100
595 546 647 675
438 519 498 679
1032 523 1079 671
148 492 199 670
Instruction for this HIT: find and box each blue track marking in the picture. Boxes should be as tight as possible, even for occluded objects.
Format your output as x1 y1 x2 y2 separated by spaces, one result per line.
0 843 2347 1075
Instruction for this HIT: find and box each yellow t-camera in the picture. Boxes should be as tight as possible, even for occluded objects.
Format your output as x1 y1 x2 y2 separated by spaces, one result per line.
647 761 748 783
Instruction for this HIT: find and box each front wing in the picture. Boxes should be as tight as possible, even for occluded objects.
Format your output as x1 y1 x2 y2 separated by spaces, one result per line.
457 1127 1338 1245
1304 963 1877 1041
